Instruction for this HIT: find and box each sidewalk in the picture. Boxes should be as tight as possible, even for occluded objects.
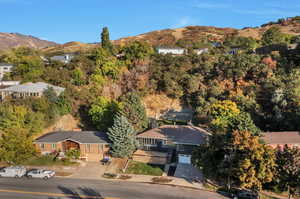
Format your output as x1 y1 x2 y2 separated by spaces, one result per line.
116 174 203 189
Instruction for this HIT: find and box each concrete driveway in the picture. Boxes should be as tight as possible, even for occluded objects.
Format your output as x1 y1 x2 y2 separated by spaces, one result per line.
70 162 108 179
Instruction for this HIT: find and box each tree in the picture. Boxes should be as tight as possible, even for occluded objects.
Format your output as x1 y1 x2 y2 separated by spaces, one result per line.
262 27 286 46
0 128 36 164
122 41 153 66
107 114 137 158
101 27 113 53
88 96 119 130
119 92 148 132
231 130 276 190
209 100 240 132
193 131 276 191
72 67 85 86
275 145 300 199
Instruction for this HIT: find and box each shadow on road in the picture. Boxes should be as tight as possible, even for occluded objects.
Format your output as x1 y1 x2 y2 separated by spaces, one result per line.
48 186 103 199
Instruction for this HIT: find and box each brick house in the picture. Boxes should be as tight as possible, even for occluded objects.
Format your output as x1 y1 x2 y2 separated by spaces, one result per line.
262 131 300 149
135 125 210 165
35 131 110 162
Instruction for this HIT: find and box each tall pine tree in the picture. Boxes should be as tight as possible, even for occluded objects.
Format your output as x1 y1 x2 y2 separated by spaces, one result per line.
107 115 137 158
101 27 113 54
119 92 148 132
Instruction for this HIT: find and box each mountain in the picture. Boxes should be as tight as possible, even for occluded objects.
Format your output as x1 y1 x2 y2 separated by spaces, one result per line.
40 16 300 54
0 33 57 51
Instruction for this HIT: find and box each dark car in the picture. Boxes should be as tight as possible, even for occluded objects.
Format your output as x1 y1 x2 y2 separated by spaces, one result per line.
100 157 111 165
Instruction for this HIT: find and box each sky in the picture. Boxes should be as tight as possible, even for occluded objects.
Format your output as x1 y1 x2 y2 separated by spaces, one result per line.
1 0 299 44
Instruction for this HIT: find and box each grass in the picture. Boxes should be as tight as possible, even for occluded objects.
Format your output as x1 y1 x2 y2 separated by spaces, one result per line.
126 161 164 176
24 155 77 166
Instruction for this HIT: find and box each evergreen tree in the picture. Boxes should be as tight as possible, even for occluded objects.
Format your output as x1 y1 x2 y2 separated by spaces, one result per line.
101 27 113 53
107 115 137 158
119 92 148 132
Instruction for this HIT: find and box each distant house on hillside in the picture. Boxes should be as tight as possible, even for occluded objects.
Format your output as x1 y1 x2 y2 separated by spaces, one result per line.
0 82 65 101
0 81 20 87
157 47 185 55
0 63 14 80
35 131 110 162
262 131 300 149
194 48 209 55
135 125 210 165
50 54 74 64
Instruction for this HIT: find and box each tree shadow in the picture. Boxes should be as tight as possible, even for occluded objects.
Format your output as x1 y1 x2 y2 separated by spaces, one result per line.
48 185 103 199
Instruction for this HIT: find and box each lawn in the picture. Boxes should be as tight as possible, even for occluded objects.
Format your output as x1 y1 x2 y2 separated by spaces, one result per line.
24 155 77 166
125 161 164 176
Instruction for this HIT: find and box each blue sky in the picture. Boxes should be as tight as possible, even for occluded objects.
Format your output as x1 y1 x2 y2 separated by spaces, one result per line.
1 0 299 44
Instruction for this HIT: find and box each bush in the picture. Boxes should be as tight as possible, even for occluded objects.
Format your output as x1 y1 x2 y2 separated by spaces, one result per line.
24 155 76 166
65 149 80 160
103 173 118 179
151 177 173 183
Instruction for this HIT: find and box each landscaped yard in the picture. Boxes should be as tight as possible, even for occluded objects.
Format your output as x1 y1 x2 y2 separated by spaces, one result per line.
24 155 78 166
125 160 164 176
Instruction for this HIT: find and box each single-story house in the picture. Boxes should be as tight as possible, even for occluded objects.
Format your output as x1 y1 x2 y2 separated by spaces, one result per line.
0 82 65 101
194 48 209 55
262 131 300 149
157 47 185 55
135 125 210 165
0 63 14 80
50 54 74 64
35 131 110 162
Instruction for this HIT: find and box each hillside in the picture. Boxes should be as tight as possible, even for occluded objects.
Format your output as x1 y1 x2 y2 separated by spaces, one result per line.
0 32 57 51
39 17 300 54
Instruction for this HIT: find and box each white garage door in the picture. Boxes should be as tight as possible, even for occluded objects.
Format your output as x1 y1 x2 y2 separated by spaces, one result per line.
178 154 191 164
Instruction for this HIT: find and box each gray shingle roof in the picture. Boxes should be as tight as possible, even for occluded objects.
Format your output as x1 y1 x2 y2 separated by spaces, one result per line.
35 131 110 144
137 125 210 145
0 63 13 67
0 82 65 93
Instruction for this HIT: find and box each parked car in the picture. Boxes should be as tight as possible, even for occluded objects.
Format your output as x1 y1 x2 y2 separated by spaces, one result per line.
26 169 55 179
0 166 26 178
229 189 259 199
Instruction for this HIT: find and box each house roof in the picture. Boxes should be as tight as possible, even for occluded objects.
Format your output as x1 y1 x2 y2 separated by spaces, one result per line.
35 131 110 144
50 54 74 62
137 125 210 145
262 132 300 145
0 63 13 67
0 82 65 93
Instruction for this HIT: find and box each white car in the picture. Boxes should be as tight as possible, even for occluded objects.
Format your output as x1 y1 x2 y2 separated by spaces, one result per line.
26 169 55 179
0 166 26 178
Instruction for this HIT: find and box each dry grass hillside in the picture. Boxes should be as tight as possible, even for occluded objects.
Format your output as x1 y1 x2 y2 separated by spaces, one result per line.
42 41 97 54
143 94 182 119
0 32 56 51
39 17 300 54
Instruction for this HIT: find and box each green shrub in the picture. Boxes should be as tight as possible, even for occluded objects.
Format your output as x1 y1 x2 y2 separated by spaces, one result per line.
126 161 163 176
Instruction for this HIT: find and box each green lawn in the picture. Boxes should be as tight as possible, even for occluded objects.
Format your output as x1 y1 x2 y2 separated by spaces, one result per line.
24 155 77 166
125 161 164 176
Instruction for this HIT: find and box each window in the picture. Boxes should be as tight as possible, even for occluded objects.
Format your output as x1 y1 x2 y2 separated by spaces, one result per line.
40 144 45 149
51 143 56 149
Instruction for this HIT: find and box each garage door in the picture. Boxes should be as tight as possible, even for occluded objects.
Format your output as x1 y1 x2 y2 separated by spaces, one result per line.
178 154 191 164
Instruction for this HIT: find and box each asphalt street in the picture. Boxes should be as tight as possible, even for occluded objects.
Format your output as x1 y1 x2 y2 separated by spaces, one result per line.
0 177 227 199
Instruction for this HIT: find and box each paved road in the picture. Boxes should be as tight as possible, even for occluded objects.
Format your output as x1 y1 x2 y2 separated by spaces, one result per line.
0 177 226 199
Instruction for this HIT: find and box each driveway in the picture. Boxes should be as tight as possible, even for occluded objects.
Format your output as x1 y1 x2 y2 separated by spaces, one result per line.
70 162 108 179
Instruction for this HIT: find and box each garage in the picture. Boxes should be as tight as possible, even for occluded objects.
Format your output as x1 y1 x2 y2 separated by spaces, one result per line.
178 154 191 164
